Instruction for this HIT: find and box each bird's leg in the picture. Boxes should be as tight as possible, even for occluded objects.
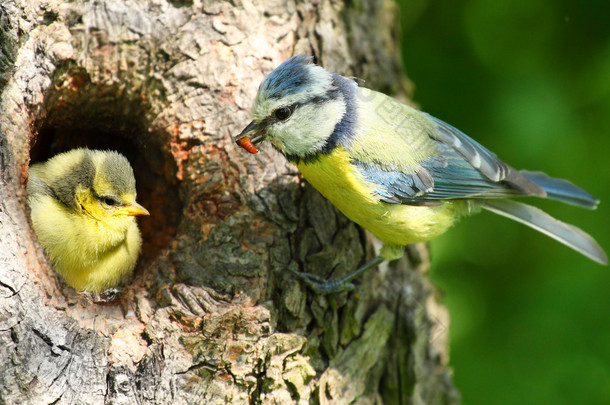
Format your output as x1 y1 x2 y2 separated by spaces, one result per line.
290 244 405 294
289 256 385 294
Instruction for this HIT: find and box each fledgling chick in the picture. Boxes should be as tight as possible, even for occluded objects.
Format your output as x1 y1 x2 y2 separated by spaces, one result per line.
27 148 149 293
235 55 607 293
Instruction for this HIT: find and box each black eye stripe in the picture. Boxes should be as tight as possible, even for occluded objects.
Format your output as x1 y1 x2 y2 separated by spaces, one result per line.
264 92 337 125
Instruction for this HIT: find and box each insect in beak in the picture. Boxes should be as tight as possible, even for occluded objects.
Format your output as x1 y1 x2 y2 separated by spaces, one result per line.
235 121 265 154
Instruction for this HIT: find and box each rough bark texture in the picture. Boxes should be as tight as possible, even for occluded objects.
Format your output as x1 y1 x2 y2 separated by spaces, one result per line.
0 0 460 404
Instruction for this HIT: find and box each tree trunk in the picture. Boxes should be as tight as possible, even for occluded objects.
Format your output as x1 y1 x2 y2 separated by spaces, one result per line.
0 0 459 403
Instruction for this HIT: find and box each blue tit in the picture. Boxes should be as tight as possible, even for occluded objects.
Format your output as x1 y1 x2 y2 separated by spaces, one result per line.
235 55 607 293
28 148 150 293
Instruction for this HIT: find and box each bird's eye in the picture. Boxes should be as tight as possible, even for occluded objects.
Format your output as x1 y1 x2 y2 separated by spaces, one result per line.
102 197 118 206
274 106 293 121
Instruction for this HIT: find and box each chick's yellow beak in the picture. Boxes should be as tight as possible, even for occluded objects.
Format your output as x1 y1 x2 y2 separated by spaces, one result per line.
114 202 150 217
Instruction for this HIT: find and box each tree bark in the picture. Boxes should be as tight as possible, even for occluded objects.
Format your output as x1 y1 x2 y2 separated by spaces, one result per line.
0 0 460 403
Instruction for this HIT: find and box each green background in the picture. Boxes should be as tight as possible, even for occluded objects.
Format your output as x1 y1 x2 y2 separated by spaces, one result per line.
398 0 610 403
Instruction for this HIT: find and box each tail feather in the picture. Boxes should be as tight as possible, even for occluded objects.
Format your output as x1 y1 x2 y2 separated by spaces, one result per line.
481 199 608 265
522 170 599 209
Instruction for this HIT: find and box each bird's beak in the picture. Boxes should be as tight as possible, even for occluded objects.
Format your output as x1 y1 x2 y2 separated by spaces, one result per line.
235 121 266 154
114 202 150 217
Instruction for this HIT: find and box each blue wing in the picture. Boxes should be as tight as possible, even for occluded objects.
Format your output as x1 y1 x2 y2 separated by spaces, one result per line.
355 116 596 207
355 142 526 206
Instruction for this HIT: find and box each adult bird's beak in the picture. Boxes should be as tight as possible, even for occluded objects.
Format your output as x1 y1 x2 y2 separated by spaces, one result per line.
114 202 150 217
235 121 266 154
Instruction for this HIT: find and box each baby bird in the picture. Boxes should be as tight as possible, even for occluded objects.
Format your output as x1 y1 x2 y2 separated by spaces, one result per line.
27 148 149 293
236 55 607 293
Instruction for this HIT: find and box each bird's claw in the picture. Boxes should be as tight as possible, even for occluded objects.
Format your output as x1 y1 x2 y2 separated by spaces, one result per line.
84 288 121 303
288 268 355 294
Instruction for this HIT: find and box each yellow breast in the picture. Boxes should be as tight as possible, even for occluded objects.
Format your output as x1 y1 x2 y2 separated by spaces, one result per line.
297 147 461 246
29 194 142 292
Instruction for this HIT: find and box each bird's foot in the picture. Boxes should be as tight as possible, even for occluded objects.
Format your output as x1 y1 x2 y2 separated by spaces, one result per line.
289 256 384 295
84 288 121 303
288 267 356 294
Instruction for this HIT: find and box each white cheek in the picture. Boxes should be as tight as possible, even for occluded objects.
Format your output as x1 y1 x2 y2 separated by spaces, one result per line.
271 100 346 155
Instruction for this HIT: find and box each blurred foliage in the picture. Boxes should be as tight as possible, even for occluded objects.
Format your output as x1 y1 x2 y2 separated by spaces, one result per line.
397 0 610 403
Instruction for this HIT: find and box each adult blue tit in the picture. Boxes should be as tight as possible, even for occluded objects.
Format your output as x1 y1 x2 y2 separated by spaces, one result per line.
235 55 607 293
27 148 150 293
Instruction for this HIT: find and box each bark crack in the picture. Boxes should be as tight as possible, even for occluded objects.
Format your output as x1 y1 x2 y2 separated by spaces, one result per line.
0 280 18 296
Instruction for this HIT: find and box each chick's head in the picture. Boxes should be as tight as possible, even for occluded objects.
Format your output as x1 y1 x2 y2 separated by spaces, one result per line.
74 150 149 232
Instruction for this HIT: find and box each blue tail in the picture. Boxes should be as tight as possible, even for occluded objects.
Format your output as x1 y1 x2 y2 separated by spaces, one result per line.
522 170 599 209
482 200 607 265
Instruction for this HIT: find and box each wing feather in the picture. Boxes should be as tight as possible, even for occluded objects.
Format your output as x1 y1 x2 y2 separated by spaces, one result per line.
354 113 549 205
427 115 545 196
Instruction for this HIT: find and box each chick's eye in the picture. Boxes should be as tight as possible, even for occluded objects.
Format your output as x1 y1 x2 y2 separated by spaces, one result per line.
274 106 293 121
102 197 118 206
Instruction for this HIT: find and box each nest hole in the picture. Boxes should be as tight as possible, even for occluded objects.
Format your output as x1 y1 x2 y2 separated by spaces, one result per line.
30 80 183 271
